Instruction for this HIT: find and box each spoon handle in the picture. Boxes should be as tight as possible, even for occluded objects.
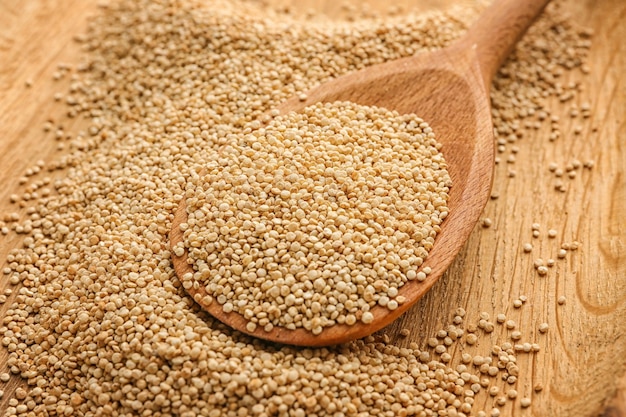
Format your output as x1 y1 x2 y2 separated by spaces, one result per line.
459 0 552 86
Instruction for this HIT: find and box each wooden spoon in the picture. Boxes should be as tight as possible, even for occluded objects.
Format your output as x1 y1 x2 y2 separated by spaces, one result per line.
170 0 551 346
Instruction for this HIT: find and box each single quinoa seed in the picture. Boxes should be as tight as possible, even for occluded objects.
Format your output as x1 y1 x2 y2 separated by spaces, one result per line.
521 397 532 408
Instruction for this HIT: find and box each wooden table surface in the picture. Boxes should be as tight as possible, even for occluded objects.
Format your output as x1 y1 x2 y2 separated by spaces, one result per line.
1 0 624 416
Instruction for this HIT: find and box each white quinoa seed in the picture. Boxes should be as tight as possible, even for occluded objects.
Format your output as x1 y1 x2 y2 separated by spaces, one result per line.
521 397 532 408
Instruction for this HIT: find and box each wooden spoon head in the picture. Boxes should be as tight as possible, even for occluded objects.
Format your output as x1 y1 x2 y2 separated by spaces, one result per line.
170 46 494 346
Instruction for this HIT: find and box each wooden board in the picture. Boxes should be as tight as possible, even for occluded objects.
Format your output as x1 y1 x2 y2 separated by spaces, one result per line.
1 0 624 416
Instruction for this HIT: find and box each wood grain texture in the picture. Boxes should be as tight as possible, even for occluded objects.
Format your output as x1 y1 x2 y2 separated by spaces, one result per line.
601 373 626 417
1 0 625 415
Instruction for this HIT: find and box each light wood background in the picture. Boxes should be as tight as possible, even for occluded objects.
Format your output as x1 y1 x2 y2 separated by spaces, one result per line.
1 0 624 416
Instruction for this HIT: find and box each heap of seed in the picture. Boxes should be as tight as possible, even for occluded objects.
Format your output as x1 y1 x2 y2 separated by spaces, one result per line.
176 102 450 333
0 0 591 415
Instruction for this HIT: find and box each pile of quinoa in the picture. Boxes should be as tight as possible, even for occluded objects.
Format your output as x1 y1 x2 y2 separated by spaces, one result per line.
177 102 451 334
0 0 590 416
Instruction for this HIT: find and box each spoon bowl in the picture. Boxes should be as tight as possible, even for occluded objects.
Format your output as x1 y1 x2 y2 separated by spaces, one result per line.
171 0 551 346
